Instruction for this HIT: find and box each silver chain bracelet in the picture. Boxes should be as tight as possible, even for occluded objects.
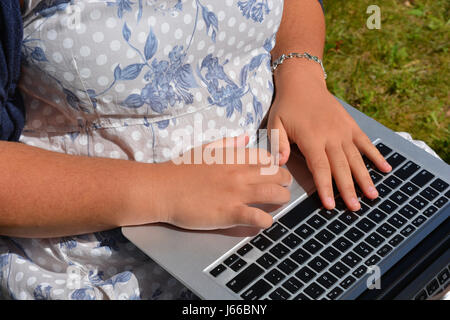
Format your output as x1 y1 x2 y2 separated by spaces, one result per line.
271 52 327 79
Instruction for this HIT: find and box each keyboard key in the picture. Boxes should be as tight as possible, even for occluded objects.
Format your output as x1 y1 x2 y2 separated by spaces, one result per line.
394 161 420 180
334 197 347 211
400 182 419 196
263 222 289 241
386 153 406 169
410 170 434 187
415 290 428 300
269 243 290 259
352 265 368 278
327 219 347 235
367 208 387 224
340 275 356 289
400 224 416 237
384 176 403 189
339 211 359 225
430 178 449 192
224 254 239 266
327 286 344 300
378 200 398 214
365 232 384 248
364 254 381 266
304 283 325 299
264 268 286 285
356 218 376 233
353 202 370 216
307 214 327 230
354 242 373 258
269 287 291 300
426 279 439 296
293 293 310 300
390 191 409 205
303 239 323 255
279 192 321 229
230 258 247 272
434 197 448 208
278 258 298 275
420 187 439 201
290 248 311 265
377 244 392 257
437 269 449 285
388 234 404 247
226 263 264 293
318 208 339 220
377 223 396 238
317 272 338 289
344 227 364 242
332 237 353 253
398 204 418 219
410 195 429 210
308 256 329 273
329 262 350 279
376 142 393 156
282 277 303 294
361 196 381 207
369 170 383 184
377 183 393 198
295 266 316 283
411 215 427 227
210 264 226 277
294 224 315 239
388 214 407 229
315 229 336 246
342 252 362 268
237 243 253 257
256 253 277 269
281 233 302 249
241 279 272 300
423 205 438 218
250 234 273 251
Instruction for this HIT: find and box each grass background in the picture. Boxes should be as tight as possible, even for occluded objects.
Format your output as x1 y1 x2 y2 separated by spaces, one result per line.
322 0 449 162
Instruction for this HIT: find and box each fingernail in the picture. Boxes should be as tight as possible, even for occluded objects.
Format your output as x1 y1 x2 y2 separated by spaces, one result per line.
351 197 360 208
326 197 335 208
368 186 378 197
384 161 392 171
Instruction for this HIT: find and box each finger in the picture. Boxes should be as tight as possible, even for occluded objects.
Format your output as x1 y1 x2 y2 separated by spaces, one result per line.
246 183 291 205
233 206 273 229
205 133 250 150
326 143 361 211
343 142 379 199
268 116 290 166
353 131 392 173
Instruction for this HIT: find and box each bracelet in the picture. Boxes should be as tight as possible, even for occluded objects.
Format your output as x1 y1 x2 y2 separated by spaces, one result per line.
271 52 327 79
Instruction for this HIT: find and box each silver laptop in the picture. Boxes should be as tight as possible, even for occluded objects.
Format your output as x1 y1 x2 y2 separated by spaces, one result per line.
122 98 450 300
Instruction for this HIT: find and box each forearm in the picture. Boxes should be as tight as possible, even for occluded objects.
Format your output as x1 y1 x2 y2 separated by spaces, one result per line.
0 141 162 238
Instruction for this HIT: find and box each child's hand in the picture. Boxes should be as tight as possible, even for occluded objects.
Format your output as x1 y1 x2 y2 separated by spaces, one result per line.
155 136 292 230
268 63 392 211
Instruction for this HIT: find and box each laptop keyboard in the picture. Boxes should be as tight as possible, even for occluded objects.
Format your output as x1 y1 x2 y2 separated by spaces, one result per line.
206 141 450 300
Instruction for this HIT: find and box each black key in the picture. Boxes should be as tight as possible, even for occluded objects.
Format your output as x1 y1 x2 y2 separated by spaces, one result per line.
281 234 302 249
317 272 338 289
332 237 353 253
386 152 406 169
315 229 336 245
390 191 409 205
377 244 392 257
367 208 387 224
340 275 356 289
426 279 439 296
420 187 439 201
434 197 448 208
378 200 398 214
369 170 383 184
410 170 434 187
344 227 364 242
377 223 396 238
388 234 404 247
210 264 226 277
334 197 347 211
377 183 393 198
411 215 427 227
423 205 438 218
354 242 373 258
320 247 341 263
269 287 291 300
263 222 289 241
388 214 407 229
318 208 339 220
230 258 247 272
308 256 329 273
269 243 290 259
256 253 277 269
307 214 327 230
295 266 316 283
303 239 323 255
394 161 420 180
342 252 362 268
327 287 344 300
356 218 376 233
278 258 298 275
415 290 428 300
241 279 272 300
352 265 368 278
398 204 418 219
400 182 419 196
361 196 381 207
237 243 253 257
264 268 286 285
400 224 416 237
376 142 392 157
226 263 264 293
282 277 303 294
329 262 350 279
293 293 310 300
384 176 403 189
445 189 450 198
304 283 325 299
224 254 240 266
279 192 321 229
327 220 347 235
294 224 315 239
365 232 384 248
250 234 273 251
339 211 359 225
410 195 429 210
290 248 311 265
430 178 449 192
364 254 381 266
437 269 449 285
353 202 370 216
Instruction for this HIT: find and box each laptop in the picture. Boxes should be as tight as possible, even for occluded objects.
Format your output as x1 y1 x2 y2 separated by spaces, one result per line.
122 98 450 300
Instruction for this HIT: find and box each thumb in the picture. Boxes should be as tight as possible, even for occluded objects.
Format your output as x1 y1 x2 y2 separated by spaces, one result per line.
268 116 290 166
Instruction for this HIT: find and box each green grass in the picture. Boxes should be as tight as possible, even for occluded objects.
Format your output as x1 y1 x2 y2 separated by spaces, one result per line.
323 0 449 162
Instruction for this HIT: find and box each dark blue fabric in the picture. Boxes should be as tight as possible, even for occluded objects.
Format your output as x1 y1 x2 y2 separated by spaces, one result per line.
0 0 25 141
